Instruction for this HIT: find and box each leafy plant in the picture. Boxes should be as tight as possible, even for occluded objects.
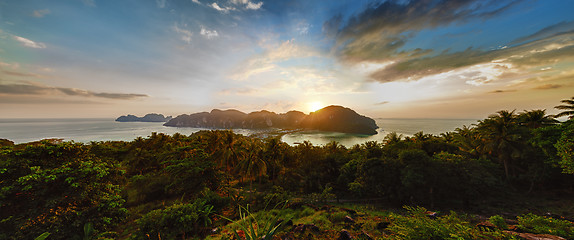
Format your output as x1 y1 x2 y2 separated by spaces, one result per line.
517 213 574 238
387 206 509 240
488 215 508 229
34 232 51 240
134 199 215 240
224 204 289 240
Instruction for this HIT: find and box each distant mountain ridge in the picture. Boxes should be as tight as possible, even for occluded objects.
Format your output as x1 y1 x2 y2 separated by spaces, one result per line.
116 113 172 122
164 105 378 135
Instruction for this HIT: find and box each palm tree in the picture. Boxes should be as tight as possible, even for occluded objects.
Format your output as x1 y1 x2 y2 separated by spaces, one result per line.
237 141 267 190
454 125 483 157
518 109 558 128
383 132 403 145
412 131 432 143
476 110 522 179
262 137 287 182
209 130 244 172
440 132 455 143
554 96 574 119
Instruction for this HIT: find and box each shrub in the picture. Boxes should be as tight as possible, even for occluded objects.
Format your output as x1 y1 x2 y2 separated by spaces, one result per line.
0 141 126 240
224 205 289 240
517 213 574 238
489 215 508 229
134 199 214 240
387 206 509 240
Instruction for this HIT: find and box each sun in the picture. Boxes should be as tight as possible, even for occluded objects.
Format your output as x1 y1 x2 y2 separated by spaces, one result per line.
308 101 323 112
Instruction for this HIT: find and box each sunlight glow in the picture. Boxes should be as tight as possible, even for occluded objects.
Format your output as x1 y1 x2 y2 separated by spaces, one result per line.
308 101 323 112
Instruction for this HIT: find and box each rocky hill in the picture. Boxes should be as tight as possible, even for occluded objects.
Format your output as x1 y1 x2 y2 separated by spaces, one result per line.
115 113 172 122
164 106 378 135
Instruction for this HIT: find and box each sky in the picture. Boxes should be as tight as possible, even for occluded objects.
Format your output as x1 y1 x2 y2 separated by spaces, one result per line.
1 0 574 119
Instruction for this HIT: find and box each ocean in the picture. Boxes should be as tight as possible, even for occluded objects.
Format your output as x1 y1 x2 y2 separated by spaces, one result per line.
0 118 478 147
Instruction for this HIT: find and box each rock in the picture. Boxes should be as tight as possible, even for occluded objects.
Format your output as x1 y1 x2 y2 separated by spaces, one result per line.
306 224 320 233
301 106 378 135
116 113 172 122
337 229 353 240
164 105 379 135
426 211 438 219
344 216 355 223
293 224 320 234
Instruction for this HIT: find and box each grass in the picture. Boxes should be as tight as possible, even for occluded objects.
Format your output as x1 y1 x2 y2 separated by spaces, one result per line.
201 202 574 240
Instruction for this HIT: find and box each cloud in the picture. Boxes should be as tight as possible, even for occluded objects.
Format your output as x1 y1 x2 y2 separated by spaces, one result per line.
200 26 219 39
246 1 263 10
231 39 317 80
33 9 50 18
13 36 46 48
231 0 263 10
533 84 563 90
375 101 389 105
156 0 166 8
172 23 193 44
489 89 516 93
511 21 574 45
329 0 519 63
82 0 96 7
191 0 201 4
219 87 259 96
2 70 41 78
367 31 574 83
322 14 342 38
211 3 235 13
0 83 148 100
295 21 311 35
0 61 20 69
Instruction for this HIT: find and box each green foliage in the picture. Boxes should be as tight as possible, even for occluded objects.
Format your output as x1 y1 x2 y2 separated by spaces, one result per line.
0 141 126 240
3 102 574 239
263 186 292 207
517 213 574 238
124 139 221 205
304 186 335 203
224 205 289 240
134 199 215 240
387 206 508 240
327 211 348 223
34 232 51 240
488 215 508 229
556 122 574 174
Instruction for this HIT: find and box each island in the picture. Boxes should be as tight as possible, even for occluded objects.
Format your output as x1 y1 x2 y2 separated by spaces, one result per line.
115 113 172 122
163 105 379 135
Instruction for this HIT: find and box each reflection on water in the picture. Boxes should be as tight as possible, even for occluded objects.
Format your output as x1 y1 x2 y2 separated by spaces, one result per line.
0 118 478 146
281 118 478 147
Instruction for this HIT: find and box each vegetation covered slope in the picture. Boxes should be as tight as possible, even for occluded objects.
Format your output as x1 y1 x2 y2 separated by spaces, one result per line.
164 105 379 135
1 104 574 239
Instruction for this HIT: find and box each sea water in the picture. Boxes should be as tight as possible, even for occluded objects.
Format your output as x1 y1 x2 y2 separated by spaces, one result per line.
0 118 478 147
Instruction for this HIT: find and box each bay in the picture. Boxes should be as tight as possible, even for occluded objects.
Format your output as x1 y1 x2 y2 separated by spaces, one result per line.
0 118 478 146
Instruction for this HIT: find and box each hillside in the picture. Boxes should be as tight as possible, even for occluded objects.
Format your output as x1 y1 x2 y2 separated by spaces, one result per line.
164 105 379 135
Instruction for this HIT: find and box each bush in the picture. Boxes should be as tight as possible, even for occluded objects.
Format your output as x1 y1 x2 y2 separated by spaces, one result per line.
0 141 126 240
387 206 509 240
517 213 574 238
133 199 214 240
488 215 508 229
